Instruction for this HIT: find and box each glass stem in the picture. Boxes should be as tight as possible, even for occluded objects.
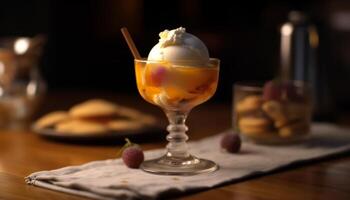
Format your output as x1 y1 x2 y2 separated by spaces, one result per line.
165 110 190 158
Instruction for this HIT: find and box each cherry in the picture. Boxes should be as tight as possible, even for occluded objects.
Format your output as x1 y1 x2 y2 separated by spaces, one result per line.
221 133 241 153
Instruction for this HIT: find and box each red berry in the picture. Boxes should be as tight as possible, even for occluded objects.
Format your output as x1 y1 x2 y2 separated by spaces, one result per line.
263 80 282 101
221 133 241 153
122 146 144 168
282 82 305 102
145 65 167 86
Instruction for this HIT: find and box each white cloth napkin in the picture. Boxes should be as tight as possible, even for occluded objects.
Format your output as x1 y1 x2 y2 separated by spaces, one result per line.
26 123 350 200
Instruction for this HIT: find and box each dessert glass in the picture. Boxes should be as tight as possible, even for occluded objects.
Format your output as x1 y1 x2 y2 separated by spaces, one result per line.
134 58 219 175
233 81 312 144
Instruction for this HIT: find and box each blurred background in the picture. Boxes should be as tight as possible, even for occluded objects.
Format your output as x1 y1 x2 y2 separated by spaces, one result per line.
0 0 349 120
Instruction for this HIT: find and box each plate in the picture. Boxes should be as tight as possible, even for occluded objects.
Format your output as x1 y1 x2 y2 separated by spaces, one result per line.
32 125 164 143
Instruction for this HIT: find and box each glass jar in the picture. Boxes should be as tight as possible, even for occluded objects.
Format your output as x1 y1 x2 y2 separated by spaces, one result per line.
0 35 47 129
233 81 312 144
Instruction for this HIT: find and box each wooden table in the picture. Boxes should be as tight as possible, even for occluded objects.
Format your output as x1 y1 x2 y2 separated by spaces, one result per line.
0 91 349 200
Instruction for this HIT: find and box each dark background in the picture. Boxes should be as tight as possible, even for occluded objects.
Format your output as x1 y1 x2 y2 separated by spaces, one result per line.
0 0 350 117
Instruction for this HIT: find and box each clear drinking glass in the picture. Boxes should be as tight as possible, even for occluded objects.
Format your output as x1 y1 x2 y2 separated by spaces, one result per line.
134 58 220 175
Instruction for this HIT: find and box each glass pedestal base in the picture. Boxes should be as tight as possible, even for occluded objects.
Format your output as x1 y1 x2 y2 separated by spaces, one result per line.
141 154 218 175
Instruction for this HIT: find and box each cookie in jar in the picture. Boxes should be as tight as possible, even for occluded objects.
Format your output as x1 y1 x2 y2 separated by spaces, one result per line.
233 81 312 144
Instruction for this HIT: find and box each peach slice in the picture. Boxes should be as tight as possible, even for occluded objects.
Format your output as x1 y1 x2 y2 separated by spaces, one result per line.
167 66 216 92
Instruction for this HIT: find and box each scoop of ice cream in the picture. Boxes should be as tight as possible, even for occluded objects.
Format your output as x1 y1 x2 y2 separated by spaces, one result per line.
148 27 209 66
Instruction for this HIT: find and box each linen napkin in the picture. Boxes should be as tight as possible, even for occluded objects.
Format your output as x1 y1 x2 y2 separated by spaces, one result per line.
26 123 350 200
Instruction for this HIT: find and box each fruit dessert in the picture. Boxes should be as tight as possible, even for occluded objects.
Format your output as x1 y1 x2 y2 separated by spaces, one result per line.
131 27 220 174
234 80 312 144
135 27 219 111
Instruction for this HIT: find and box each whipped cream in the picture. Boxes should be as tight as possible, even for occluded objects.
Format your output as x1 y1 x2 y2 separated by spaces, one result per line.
158 27 186 48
